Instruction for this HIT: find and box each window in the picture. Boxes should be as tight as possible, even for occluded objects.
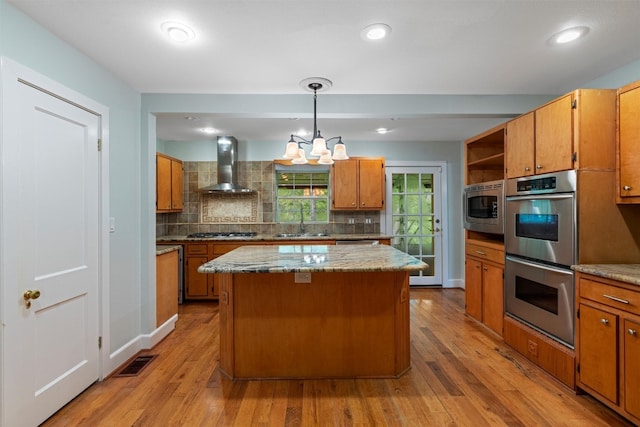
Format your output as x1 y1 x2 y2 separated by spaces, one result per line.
275 165 330 223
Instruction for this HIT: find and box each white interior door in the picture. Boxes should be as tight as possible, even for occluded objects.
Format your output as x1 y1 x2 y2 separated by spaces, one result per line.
1 64 101 426
384 164 445 286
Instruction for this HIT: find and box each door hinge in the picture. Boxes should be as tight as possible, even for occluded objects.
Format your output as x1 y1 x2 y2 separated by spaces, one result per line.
572 152 577 162
571 99 577 109
576 363 580 373
98 336 102 349
577 308 580 319
98 139 102 151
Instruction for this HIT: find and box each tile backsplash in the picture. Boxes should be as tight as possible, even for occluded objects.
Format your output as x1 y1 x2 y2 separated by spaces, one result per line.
156 161 381 236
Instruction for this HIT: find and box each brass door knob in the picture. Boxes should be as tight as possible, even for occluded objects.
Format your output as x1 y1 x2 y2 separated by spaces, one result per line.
23 289 41 309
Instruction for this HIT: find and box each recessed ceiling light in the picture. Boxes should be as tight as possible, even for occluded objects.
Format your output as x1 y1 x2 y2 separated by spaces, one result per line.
549 26 589 45
161 21 196 43
361 23 392 41
376 128 389 134
200 127 218 135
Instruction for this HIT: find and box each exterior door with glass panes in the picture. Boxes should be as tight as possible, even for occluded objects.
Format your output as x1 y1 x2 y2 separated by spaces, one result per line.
385 165 443 285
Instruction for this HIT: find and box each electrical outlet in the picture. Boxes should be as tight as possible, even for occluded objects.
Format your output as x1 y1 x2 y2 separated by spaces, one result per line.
527 339 538 357
348 218 355 224
295 272 311 283
364 218 372 224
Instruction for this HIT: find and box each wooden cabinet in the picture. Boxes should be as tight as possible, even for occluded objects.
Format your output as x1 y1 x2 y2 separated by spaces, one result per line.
505 112 534 178
185 243 214 299
464 124 505 184
617 80 640 203
156 153 183 212
331 157 385 210
464 239 504 336
505 89 616 179
576 272 640 425
156 248 179 327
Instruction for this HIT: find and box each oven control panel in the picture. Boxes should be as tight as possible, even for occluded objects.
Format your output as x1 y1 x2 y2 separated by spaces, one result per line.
506 170 577 196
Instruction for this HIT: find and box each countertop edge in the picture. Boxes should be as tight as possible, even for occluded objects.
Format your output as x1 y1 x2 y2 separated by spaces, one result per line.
572 264 640 286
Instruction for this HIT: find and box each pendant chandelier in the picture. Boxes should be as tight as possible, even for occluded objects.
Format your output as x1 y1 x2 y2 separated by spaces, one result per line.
283 77 348 165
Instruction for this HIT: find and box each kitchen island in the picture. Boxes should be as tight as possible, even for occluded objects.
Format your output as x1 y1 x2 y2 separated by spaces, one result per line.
199 244 428 380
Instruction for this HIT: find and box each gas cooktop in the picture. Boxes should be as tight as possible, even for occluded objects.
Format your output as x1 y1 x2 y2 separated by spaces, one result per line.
187 232 258 238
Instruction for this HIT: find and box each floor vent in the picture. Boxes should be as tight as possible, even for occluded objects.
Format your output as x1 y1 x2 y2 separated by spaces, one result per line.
115 355 157 377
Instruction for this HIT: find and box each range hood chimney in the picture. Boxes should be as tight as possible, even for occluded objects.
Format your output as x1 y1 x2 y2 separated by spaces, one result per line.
198 136 254 193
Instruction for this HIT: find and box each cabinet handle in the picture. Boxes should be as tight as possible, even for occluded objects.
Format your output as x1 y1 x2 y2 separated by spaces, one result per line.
536 164 543 170
629 329 637 336
603 294 630 304
475 250 486 255
623 185 632 191
600 318 609 325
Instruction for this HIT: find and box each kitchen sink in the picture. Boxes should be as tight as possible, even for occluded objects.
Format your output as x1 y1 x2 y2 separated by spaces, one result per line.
274 233 330 238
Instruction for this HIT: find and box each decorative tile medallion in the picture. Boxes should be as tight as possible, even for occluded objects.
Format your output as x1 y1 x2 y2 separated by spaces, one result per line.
201 193 258 223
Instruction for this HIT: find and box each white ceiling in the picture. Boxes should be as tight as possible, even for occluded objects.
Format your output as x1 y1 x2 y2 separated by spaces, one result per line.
10 0 640 143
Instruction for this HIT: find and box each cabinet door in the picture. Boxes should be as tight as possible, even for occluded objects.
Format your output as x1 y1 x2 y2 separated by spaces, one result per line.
618 86 640 199
171 159 183 210
185 256 211 298
505 112 535 178
579 304 618 404
482 263 504 335
358 158 384 209
624 318 640 418
156 154 172 211
535 94 573 174
332 159 358 209
465 257 483 321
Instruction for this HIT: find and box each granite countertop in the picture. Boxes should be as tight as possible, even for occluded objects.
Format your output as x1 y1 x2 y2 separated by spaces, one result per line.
572 264 640 286
198 244 428 274
155 244 181 255
156 233 392 242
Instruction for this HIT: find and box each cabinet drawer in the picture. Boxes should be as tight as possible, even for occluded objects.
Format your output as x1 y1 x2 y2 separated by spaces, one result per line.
465 243 504 265
212 244 246 255
580 278 640 315
186 244 209 255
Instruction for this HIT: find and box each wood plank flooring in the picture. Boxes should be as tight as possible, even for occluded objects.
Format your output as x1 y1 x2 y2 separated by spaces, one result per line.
42 289 634 426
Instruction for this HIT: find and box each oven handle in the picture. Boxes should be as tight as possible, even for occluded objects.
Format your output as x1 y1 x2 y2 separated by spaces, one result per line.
506 193 574 201
505 255 572 274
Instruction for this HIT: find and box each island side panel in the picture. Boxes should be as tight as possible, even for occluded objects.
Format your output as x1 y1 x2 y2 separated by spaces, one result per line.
395 271 411 375
225 271 410 379
218 273 234 376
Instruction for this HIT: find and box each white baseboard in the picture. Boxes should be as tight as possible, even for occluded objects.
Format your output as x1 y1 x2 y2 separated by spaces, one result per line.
444 278 464 289
105 314 177 377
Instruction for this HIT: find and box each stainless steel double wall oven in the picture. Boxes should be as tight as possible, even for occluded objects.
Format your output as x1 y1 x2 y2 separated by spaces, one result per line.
504 170 577 347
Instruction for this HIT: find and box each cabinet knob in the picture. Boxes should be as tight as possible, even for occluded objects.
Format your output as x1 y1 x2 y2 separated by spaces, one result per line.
351 202 356 206
524 167 530 171
536 164 543 170
623 185 632 191
600 318 609 325
629 329 637 336
361 202 365 206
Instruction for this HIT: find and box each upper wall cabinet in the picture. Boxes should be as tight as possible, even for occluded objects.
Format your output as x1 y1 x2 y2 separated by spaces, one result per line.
505 89 617 179
156 153 184 212
617 80 640 204
464 124 505 185
331 157 385 210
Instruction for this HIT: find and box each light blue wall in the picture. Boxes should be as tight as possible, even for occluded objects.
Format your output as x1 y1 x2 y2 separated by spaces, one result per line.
0 0 145 353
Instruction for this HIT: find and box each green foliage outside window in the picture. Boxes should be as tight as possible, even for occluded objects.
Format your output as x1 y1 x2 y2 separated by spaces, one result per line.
276 168 330 223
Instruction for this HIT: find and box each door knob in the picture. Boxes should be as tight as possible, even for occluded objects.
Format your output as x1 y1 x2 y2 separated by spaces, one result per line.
23 289 41 309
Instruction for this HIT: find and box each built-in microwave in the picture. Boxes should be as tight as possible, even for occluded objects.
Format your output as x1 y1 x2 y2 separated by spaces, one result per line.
463 179 504 235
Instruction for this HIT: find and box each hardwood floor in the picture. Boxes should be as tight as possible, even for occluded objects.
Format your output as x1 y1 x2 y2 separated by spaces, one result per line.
42 289 633 426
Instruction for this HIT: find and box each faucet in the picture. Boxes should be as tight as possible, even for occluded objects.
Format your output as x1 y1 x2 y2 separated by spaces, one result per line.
299 204 306 234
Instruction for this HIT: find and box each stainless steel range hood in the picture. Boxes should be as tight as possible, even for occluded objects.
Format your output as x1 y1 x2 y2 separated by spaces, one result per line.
198 136 254 193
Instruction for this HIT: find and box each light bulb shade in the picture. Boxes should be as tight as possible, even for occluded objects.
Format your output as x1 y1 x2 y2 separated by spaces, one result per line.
332 142 349 160
291 148 308 164
310 137 327 156
317 150 334 165
283 141 300 159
